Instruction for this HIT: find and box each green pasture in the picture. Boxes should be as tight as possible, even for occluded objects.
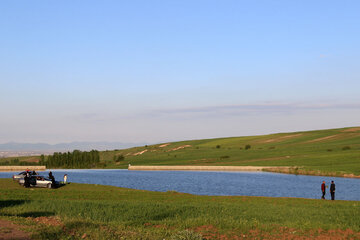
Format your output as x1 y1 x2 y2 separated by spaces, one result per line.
1 127 360 175
0 179 359 239
102 127 360 175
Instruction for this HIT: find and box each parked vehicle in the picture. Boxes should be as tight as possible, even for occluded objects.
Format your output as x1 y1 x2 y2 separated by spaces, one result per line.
13 171 31 181
19 175 59 188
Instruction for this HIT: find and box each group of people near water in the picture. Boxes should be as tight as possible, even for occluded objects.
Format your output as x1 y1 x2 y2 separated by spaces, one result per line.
321 180 336 200
23 169 68 187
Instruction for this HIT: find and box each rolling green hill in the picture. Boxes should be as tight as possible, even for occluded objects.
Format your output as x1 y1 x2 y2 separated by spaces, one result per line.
2 127 360 176
101 126 360 176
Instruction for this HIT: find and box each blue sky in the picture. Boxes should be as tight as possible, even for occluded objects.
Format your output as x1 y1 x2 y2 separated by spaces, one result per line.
1 1 359 144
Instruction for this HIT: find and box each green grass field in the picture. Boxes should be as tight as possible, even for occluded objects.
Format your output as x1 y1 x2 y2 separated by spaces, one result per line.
2 127 360 176
102 127 360 176
0 178 359 239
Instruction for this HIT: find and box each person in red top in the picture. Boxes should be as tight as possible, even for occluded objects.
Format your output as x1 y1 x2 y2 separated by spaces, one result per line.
321 181 326 199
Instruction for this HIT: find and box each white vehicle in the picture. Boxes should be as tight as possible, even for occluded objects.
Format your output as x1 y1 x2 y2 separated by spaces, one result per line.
19 175 58 188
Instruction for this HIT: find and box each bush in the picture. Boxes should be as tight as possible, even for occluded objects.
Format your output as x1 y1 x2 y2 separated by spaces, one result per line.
245 144 251 150
216 145 221 149
342 146 351 150
220 156 230 159
114 155 124 162
327 149 333 152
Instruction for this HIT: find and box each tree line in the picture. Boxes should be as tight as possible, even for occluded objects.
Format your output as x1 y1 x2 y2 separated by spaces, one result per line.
40 150 100 168
0 158 31 166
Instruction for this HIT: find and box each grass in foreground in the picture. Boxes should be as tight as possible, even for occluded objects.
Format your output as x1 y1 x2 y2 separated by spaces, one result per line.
0 178 359 239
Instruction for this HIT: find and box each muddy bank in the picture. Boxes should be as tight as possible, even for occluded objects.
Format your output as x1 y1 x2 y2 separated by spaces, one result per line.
0 166 46 172
128 165 290 172
264 167 360 179
128 165 360 178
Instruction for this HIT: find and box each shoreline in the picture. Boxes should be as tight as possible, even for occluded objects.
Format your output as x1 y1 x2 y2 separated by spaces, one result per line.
128 165 360 178
128 165 290 171
264 167 360 179
1 165 359 179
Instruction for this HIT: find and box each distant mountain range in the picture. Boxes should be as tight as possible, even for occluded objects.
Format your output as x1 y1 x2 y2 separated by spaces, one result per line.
0 141 147 152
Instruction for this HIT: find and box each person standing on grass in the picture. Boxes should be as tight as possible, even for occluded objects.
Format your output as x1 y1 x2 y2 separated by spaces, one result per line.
330 181 336 200
321 181 326 199
49 171 55 186
24 171 30 188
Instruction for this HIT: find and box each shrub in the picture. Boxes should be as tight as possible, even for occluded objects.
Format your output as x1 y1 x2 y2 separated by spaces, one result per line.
216 145 221 149
327 149 333 152
245 144 251 150
342 146 351 150
115 155 124 162
220 156 230 159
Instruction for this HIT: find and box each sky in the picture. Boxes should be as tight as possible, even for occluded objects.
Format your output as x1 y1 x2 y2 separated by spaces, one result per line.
1 0 360 145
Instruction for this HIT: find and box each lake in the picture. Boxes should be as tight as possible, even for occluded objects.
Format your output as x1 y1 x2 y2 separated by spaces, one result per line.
1 169 359 201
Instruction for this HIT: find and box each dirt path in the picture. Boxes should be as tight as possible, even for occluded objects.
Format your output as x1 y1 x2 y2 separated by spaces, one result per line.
0 219 31 240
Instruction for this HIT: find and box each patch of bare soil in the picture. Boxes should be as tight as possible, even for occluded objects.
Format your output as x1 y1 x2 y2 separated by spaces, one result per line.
0 219 31 240
307 132 360 143
306 135 337 143
159 143 170 148
193 225 228 239
167 145 191 152
342 127 360 132
244 227 360 240
31 216 63 226
343 173 360 179
193 226 360 240
133 150 148 156
260 134 303 143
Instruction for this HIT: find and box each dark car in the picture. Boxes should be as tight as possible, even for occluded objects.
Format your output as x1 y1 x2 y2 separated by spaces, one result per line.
19 175 59 188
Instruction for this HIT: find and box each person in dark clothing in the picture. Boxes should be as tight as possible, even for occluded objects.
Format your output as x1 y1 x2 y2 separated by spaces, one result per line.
49 171 55 187
330 181 336 200
24 172 30 188
321 181 326 199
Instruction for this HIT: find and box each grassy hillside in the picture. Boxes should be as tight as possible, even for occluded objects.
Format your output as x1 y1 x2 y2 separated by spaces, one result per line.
101 127 360 176
2 127 360 176
0 179 359 239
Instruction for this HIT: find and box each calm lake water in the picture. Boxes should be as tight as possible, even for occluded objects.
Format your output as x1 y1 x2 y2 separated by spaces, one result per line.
1 169 359 201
